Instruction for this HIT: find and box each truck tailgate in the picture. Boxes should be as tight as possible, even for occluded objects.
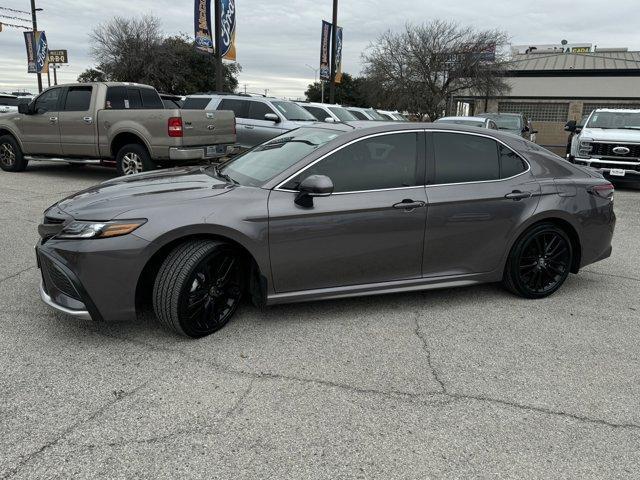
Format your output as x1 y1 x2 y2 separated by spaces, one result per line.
181 110 235 146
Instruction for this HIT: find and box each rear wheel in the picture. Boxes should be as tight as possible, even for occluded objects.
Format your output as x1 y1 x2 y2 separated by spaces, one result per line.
153 240 243 337
0 135 28 172
503 223 573 298
116 143 154 176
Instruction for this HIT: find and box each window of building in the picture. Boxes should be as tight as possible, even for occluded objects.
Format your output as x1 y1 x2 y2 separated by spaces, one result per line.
498 102 569 122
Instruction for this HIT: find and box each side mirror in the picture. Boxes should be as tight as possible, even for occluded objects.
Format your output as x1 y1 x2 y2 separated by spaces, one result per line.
18 103 30 114
564 120 577 132
264 113 280 123
324 117 335 123
522 126 530 133
294 175 334 207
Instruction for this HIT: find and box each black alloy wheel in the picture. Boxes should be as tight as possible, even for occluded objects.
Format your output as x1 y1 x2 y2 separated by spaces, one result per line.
153 240 243 337
504 223 573 298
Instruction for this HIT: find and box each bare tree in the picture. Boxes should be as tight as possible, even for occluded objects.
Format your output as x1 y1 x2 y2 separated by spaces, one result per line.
362 20 510 120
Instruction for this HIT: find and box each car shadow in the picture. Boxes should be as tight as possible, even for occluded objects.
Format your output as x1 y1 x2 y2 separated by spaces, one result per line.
22 161 117 182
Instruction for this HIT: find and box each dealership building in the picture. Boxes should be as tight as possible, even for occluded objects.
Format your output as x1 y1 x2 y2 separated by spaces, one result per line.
454 45 640 154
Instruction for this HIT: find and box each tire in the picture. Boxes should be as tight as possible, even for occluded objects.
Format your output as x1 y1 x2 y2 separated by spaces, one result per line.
153 240 243 338
115 143 154 176
503 223 573 299
0 134 28 172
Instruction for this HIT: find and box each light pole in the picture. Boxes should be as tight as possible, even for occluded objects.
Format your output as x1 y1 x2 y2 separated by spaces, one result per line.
30 0 43 93
329 0 338 104
306 64 324 103
214 0 223 92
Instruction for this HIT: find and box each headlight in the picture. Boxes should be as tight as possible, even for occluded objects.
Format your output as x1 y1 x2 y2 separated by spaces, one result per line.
578 138 593 157
57 220 147 239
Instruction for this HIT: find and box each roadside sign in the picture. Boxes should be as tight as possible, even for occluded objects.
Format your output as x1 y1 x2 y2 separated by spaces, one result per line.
48 49 68 64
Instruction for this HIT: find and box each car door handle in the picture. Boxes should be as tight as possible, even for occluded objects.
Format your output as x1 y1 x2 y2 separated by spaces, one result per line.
83 116 93 124
245 125 255 129
393 199 426 210
49 116 58 124
505 190 532 200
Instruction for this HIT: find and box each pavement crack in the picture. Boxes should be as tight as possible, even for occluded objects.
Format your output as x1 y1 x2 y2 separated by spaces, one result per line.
413 312 447 393
1 380 151 480
225 378 255 419
583 269 640 283
0 266 36 285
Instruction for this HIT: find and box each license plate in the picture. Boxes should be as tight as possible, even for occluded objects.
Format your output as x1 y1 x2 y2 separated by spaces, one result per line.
609 168 626 177
206 145 226 157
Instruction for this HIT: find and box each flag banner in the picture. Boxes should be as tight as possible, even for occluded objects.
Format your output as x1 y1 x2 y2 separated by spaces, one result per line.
194 0 214 53
24 31 36 73
319 20 332 81
335 26 343 84
220 0 236 61
35 31 49 73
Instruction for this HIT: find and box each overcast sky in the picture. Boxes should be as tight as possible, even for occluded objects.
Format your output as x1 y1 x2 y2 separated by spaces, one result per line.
1 0 639 97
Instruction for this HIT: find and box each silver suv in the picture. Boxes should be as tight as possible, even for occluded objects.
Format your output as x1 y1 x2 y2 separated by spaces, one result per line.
183 94 317 149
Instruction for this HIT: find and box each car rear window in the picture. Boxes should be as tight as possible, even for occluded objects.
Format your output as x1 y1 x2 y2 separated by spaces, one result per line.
140 88 163 109
183 97 212 110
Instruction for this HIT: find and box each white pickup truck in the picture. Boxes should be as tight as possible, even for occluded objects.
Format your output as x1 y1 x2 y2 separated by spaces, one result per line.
0 82 235 175
567 108 640 180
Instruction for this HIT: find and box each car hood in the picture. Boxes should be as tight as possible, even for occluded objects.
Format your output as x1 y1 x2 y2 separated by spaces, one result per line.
55 166 233 221
580 127 640 142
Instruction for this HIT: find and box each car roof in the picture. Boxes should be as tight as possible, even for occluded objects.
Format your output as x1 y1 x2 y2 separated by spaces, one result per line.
437 116 488 122
298 102 346 108
593 108 640 113
186 93 288 102
478 112 522 118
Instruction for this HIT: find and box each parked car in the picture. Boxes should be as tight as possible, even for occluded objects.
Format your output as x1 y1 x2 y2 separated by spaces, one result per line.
376 110 409 121
297 101 357 123
435 116 498 130
36 122 615 337
566 108 640 180
0 94 30 114
160 93 184 109
478 113 537 141
0 82 236 175
183 93 316 150
345 107 387 121
565 115 590 160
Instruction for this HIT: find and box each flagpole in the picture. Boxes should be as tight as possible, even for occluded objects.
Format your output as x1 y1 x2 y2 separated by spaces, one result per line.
214 0 223 92
30 0 42 93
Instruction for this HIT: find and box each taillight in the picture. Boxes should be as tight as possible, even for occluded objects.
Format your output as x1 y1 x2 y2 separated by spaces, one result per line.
168 117 183 137
588 182 614 199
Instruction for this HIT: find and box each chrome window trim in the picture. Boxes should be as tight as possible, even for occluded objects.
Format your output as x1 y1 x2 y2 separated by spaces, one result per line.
274 128 531 194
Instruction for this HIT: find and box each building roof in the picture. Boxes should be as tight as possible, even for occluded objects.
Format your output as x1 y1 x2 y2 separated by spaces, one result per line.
508 51 640 73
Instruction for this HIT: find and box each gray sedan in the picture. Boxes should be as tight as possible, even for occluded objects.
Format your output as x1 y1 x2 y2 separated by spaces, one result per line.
36 122 616 337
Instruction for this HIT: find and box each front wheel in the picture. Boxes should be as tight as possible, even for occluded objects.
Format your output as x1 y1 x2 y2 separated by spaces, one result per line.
115 143 154 176
0 135 28 172
153 240 243 337
503 223 573 299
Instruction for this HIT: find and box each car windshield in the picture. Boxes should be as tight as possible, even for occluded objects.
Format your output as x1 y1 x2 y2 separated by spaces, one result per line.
486 116 521 130
328 106 357 122
0 97 19 106
586 111 640 129
438 119 486 128
271 101 316 121
366 109 386 120
219 127 343 186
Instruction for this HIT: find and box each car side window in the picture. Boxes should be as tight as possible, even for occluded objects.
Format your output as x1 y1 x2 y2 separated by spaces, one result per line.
248 101 277 121
182 98 212 110
282 133 420 193
499 145 527 178
218 99 250 118
34 88 61 114
105 86 126 109
349 110 368 120
303 106 328 121
433 132 500 184
63 86 92 111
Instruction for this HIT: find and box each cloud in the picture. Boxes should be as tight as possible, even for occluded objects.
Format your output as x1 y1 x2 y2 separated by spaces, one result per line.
1 0 639 97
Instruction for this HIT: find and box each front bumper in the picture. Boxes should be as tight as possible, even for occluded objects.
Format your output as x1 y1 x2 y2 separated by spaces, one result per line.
573 157 640 177
39 281 91 320
169 144 231 161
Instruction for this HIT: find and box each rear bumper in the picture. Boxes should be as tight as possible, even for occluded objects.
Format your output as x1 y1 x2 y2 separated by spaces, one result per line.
169 145 231 161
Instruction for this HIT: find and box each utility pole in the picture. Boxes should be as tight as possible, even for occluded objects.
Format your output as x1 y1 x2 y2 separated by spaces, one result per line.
214 0 223 92
52 64 58 85
30 0 42 93
329 0 338 104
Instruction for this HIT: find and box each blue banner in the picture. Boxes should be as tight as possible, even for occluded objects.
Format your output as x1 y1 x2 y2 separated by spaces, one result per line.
194 0 214 53
35 31 49 74
220 0 236 61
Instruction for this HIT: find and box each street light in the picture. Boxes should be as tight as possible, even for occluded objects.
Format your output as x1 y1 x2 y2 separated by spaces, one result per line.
305 64 324 103
30 0 43 92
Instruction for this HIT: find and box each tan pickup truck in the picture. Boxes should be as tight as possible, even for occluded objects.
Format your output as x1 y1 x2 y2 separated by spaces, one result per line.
0 82 236 175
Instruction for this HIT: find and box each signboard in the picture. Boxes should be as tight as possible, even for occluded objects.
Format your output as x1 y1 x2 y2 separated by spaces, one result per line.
220 0 236 61
35 31 49 73
24 31 36 73
194 0 214 53
319 20 331 81
334 26 343 84
48 49 68 64
511 43 592 55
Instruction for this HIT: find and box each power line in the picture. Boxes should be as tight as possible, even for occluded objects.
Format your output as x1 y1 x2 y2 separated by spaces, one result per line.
0 13 30 22
0 21 30 29
0 5 30 15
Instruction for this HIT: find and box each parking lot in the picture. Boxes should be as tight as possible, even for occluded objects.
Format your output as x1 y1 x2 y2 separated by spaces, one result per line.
0 162 639 479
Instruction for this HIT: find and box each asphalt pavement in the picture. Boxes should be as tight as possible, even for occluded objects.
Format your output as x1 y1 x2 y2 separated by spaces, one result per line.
1 162 639 479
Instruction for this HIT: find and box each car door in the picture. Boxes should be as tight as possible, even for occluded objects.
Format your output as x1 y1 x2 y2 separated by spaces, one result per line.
268 131 428 293
20 87 63 155
216 98 251 148
422 131 540 277
246 101 284 145
58 85 97 157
